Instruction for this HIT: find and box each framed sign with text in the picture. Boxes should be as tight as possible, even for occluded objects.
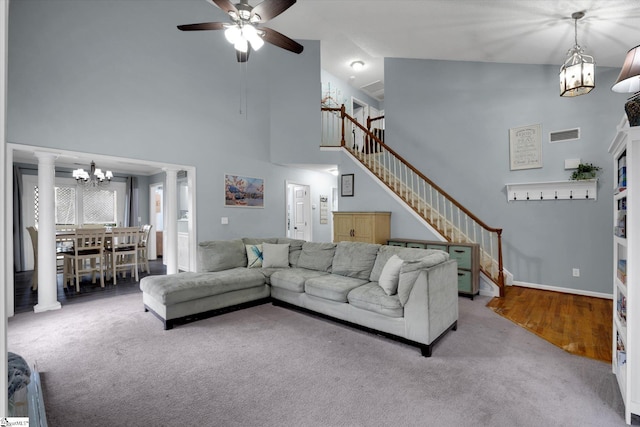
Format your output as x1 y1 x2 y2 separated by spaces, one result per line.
509 124 542 170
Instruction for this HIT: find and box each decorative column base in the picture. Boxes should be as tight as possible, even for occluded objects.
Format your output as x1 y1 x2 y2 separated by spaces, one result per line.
34 301 62 313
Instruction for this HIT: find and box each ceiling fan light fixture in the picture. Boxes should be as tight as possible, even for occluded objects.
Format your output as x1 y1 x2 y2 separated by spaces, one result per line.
559 11 595 97
243 25 264 50
234 37 249 53
224 25 241 44
350 60 365 71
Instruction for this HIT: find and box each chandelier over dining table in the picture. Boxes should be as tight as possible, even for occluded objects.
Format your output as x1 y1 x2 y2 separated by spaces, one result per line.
72 161 113 187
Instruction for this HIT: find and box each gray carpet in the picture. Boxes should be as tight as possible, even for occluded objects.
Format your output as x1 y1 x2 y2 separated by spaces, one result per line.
8 293 627 426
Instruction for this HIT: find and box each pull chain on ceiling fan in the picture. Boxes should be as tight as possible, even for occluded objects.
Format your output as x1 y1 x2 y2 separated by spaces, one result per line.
178 0 303 63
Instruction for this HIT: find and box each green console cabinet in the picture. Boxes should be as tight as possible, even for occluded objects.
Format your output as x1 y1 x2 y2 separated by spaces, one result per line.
387 238 480 299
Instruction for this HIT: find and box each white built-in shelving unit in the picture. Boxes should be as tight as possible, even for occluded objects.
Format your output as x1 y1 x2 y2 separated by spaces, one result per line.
609 115 640 424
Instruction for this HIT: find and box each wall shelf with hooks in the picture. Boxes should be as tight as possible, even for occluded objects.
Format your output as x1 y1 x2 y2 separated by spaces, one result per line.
505 180 597 202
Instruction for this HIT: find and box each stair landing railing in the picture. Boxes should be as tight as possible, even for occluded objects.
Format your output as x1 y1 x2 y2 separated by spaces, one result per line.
322 104 505 296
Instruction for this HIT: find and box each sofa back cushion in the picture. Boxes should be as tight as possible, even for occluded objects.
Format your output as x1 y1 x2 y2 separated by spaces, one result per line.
331 241 380 279
370 246 436 282
277 237 305 267
242 237 279 245
398 251 450 306
297 242 336 272
198 239 247 272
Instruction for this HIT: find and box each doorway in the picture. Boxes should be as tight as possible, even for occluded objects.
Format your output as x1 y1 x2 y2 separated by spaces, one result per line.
285 182 311 241
149 182 163 262
351 97 369 152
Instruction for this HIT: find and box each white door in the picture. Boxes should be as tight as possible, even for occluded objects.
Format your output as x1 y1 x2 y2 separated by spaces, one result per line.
286 182 311 241
351 97 369 152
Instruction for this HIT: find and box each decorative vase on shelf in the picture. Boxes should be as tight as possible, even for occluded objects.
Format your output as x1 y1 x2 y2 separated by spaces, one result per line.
626 96 640 127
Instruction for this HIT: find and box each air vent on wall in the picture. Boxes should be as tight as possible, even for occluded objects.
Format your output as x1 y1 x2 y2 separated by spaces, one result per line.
549 128 580 143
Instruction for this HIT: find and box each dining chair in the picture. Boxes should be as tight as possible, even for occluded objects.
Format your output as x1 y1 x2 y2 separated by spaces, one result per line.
26 226 38 291
105 227 140 285
138 224 152 273
55 225 76 286
62 228 106 292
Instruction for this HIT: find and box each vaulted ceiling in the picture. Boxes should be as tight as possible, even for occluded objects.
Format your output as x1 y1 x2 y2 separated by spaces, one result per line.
267 0 640 101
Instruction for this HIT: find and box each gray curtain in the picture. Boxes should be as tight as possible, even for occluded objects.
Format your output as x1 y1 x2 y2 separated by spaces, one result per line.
13 165 25 271
124 176 139 227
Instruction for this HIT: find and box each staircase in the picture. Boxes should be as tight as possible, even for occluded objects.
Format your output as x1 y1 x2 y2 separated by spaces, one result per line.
322 105 505 297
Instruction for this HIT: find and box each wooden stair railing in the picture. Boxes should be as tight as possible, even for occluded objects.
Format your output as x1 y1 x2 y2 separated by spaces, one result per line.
321 105 505 297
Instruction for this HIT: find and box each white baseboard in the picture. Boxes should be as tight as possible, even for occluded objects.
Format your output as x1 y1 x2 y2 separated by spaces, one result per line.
512 280 613 300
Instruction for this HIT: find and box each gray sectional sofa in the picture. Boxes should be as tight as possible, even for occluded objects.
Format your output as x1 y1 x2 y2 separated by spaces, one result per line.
140 237 459 357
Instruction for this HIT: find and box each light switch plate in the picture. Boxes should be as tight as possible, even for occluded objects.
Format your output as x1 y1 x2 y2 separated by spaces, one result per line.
221 217 229 225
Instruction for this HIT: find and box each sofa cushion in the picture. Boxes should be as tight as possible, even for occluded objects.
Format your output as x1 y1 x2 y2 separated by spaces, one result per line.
331 241 380 279
198 239 247 272
270 268 329 293
297 242 336 272
140 268 265 305
348 283 404 318
304 275 368 303
242 237 279 245
262 243 290 268
246 244 263 268
378 254 404 295
277 238 305 267
398 251 450 306
370 246 443 282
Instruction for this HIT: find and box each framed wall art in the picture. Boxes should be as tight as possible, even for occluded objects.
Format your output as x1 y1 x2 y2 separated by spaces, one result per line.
341 174 354 197
509 123 543 171
224 174 264 208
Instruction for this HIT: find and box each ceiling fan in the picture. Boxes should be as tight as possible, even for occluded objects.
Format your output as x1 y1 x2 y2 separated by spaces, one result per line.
178 0 304 63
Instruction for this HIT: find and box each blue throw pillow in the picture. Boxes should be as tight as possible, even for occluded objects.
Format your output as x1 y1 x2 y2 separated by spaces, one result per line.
246 244 263 268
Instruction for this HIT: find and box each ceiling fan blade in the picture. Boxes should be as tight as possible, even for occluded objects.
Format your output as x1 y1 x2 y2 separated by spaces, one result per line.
236 48 251 63
261 27 303 54
251 0 296 23
177 22 226 31
210 0 239 17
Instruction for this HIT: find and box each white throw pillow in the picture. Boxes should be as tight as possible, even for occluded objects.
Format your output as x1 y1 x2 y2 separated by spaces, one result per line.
246 244 263 268
378 254 404 295
262 243 290 268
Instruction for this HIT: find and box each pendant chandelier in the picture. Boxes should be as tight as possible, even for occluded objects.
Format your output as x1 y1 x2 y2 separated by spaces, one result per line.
72 161 113 187
559 11 595 97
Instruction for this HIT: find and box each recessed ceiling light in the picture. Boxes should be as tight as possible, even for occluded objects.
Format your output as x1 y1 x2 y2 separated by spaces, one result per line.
350 61 365 71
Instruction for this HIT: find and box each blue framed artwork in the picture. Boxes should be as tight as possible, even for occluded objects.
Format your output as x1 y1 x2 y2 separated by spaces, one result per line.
224 174 264 208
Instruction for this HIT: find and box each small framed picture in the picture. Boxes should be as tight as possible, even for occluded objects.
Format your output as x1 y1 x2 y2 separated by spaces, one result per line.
341 174 354 197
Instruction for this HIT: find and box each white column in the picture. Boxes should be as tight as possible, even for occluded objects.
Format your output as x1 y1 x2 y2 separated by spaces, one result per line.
34 152 61 313
164 168 178 274
1 0 9 416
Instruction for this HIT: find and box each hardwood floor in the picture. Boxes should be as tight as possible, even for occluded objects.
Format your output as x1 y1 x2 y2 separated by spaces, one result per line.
13 259 167 314
487 286 612 363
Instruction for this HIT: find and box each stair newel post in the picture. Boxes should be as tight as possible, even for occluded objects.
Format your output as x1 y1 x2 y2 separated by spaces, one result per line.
340 104 346 147
497 228 505 297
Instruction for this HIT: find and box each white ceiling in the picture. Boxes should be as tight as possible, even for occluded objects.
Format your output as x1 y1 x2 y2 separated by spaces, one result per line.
266 0 640 101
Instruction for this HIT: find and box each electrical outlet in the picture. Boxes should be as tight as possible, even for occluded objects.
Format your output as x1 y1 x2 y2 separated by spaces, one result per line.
572 268 580 277
221 217 229 225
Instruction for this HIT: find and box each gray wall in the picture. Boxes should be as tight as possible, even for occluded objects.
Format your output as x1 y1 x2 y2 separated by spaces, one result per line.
8 0 336 243
382 57 628 294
